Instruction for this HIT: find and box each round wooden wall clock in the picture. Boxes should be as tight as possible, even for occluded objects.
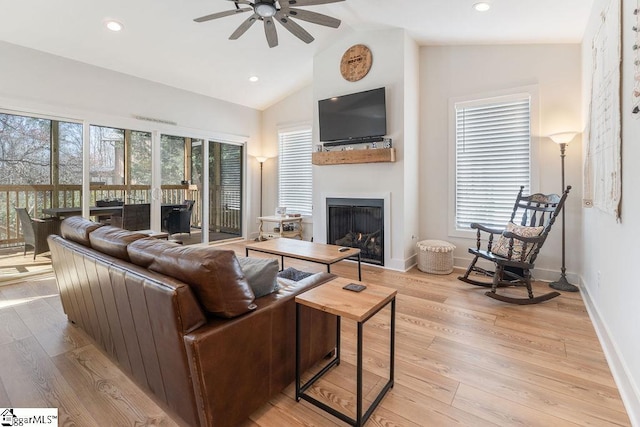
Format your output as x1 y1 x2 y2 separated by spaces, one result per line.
340 44 373 82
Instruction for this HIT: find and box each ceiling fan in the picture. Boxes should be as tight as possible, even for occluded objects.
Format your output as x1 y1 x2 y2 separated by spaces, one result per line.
194 0 345 48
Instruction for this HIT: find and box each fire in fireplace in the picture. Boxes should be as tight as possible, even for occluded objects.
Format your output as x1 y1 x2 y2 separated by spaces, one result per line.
326 198 384 265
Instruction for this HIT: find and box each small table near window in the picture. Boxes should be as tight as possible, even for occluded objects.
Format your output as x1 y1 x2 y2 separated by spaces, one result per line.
257 215 303 239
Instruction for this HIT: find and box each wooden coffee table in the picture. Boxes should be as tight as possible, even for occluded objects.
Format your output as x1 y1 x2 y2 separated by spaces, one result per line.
295 277 396 426
245 238 362 280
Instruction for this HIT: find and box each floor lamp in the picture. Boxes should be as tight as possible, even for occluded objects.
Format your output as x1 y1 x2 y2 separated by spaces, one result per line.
548 132 579 292
256 156 268 241
256 156 268 216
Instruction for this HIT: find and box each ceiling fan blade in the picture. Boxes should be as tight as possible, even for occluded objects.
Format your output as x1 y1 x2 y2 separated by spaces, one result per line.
194 7 252 23
285 8 341 28
263 17 279 48
280 0 345 7
229 13 260 39
275 12 314 44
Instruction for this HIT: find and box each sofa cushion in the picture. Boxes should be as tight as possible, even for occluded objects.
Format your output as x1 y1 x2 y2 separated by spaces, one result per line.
60 216 103 247
237 257 280 298
89 226 148 262
492 221 544 260
128 239 256 318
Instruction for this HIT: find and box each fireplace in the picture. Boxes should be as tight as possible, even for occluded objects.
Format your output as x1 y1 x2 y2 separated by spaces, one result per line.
326 198 384 266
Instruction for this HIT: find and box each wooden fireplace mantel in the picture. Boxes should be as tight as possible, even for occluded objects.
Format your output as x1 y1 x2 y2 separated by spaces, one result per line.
312 148 396 166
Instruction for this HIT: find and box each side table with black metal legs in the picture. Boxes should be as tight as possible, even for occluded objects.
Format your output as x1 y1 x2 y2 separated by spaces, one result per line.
295 277 396 427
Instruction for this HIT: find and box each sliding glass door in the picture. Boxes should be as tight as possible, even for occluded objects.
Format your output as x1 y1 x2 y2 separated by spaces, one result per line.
0 110 244 269
208 141 242 242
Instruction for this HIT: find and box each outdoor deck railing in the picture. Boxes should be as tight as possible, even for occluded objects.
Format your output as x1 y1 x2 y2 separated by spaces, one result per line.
0 185 243 247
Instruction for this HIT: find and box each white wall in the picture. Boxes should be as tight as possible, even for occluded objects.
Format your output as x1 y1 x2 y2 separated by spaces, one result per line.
403 34 421 264
260 85 314 240
0 40 262 238
419 44 583 281
581 0 640 423
312 28 420 270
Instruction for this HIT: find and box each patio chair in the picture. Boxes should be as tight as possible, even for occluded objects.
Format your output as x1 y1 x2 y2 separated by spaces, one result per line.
111 203 150 231
95 199 124 223
15 207 60 259
457 185 571 305
166 200 195 236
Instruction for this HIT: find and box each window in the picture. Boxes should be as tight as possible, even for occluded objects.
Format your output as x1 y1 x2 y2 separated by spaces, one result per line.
89 125 155 204
0 113 82 186
191 139 203 186
58 122 83 185
89 125 125 185
454 93 532 231
278 127 312 216
129 130 151 185
219 143 242 212
0 113 51 185
161 134 186 185
0 111 83 248
210 141 243 239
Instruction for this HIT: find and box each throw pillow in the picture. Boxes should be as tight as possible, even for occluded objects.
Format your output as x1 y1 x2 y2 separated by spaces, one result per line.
277 267 314 282
237 257 280 298
128 239 256 318
492 222 544 260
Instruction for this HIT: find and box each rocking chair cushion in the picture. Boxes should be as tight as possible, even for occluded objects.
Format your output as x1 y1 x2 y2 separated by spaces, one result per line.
492 222 543 260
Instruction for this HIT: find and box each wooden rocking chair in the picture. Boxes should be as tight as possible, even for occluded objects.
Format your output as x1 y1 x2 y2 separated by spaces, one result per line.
458 185 571 305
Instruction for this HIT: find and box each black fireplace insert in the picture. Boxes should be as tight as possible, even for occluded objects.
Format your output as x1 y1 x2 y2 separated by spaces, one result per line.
326 198 384 266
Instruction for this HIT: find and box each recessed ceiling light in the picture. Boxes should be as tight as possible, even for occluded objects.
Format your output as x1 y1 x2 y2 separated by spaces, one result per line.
473 2 491 12
249 76 259 83
105 20 124 32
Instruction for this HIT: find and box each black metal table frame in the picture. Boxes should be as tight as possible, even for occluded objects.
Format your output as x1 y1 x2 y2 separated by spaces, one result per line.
245 247 362 281
295 297 395 426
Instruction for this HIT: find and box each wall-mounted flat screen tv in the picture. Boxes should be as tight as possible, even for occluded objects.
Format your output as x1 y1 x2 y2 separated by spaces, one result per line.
318 87 387 142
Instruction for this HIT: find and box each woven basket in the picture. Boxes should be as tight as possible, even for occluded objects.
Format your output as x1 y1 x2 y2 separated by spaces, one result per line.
416 240 456 274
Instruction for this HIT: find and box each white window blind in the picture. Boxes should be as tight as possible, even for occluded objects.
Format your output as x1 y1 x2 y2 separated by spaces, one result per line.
278 128 312 216
455 95 531 230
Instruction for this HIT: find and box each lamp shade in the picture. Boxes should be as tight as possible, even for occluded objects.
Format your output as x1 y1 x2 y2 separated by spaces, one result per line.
255 156 268 163
548 132 578 145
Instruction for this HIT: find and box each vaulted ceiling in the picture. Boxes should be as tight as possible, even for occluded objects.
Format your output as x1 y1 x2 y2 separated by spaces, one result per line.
0 0 594 110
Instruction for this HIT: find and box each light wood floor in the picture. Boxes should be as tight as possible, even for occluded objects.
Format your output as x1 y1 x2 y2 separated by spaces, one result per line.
0 240 630 426
0 246 52 280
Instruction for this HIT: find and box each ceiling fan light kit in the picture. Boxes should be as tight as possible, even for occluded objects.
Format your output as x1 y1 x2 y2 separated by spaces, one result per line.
255 3 277 17
194 0 345 48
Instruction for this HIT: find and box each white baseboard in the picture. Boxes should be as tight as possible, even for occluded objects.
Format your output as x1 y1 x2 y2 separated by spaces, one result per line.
453 256 580 286
530 267 580 285
386 257 408 272
581 282 640 426
403 253 417 272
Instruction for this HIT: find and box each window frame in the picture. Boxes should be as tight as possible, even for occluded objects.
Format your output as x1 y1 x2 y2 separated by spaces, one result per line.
277 123 313 217
447 85 540 238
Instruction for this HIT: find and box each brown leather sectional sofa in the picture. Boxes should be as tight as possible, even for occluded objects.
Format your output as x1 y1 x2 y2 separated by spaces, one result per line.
48 217 337 427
